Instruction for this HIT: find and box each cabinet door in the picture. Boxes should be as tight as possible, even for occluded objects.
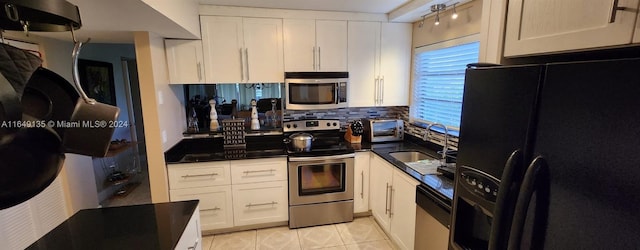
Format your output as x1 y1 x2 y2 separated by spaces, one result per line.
174 209 202 250
504 0 640 57
369 154 393 232
316 20 348 72
354 152 370 213
379 22 411 107
201 16 244 83
283 19 316 72
170 186 234 231
231 181 289 226
347 21 379 107
389 170 418 250
243 18 284 83
634 13 640 43
164 39 205 84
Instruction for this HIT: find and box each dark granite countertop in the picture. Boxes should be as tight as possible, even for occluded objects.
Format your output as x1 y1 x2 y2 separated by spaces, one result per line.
165 135 287 163
352 136 455 202
27 200 199 250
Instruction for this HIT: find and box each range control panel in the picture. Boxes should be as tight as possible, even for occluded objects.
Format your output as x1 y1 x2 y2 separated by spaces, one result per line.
283 119 341 132
460 170 500 202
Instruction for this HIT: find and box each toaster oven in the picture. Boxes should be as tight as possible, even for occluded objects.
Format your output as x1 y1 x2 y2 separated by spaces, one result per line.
362 119 404 142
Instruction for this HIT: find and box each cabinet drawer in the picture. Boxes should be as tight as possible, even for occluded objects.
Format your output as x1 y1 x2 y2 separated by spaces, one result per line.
170 186 234 231
168 161 231 189
232 180 289 226
230 158 287 184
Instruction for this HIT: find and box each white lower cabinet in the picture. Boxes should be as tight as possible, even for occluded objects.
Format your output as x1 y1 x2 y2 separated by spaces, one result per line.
354 152 370 213
168 157 288 232
370 153 418 250
174 209 202 250
170 186 234 231
231 180 289 226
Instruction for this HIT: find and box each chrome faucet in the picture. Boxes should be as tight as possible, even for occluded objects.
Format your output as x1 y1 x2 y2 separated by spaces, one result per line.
424 123 449 164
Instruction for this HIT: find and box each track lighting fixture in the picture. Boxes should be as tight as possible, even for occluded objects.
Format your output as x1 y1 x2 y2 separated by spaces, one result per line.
418 2 459 28
418 15 426 28
451 3 458 19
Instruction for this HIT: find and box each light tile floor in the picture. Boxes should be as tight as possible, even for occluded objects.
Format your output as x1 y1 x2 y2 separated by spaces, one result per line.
202 217 396 250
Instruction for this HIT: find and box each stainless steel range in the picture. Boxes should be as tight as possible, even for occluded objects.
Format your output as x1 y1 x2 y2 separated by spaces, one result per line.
284 119 355 228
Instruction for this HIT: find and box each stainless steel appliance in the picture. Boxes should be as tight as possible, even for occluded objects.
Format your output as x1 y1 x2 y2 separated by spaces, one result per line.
362 119 404 142
284 119 355 228
284 72 348 110
450 59 640 249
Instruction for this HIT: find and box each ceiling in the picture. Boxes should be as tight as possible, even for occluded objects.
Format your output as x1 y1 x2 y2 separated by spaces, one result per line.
198 0 413 14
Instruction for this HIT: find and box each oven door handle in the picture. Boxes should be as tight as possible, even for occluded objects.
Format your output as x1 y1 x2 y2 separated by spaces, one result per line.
288 153 356 162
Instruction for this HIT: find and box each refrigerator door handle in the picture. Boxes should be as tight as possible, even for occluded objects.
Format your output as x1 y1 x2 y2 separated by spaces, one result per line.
488 149 524 250
507 156 550 250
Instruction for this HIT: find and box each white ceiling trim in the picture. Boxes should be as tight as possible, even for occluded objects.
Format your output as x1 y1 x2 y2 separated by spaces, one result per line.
199 5 389 22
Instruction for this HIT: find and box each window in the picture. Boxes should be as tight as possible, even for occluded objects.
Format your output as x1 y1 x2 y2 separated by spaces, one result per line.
411 35 480 137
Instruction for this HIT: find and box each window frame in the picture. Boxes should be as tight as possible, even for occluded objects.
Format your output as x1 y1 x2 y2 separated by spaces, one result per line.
409 33 481 138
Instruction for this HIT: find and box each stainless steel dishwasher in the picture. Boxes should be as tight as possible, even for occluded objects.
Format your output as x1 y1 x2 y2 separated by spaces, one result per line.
415 183 452 249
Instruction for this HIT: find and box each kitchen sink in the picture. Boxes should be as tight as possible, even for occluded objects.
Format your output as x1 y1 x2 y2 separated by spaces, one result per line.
389 151 434 163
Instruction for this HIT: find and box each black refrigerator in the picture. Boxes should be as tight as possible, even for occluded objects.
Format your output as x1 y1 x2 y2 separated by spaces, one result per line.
449 58 640 250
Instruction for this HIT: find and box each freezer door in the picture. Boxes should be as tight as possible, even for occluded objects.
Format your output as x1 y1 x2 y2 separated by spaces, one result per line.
531 58 640 249
457 65 542 180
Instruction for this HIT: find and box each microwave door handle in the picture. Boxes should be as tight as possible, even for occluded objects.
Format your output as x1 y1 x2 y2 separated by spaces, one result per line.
336 82 340 104
488 149 524 250
507 156 550 250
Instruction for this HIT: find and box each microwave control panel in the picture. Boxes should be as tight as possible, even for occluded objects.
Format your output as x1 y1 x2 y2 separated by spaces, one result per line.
338 82 347 103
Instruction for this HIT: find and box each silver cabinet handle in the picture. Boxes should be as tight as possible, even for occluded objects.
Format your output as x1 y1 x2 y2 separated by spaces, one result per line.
380 76 385 104
246 201 277 208
181 173 218 178
374 77 380 104
187 238 199 250
360 171 364 198
389 186 394 217
197 62 202 81
201 207 221 211
239 48 244 81
384 183 390 214
609 0 627 23
313 46 316 71
243 169 276 174
245 48 250 81
318 46 321 71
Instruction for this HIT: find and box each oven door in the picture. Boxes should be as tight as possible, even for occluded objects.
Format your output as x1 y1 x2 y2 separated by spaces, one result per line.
288 154 354 205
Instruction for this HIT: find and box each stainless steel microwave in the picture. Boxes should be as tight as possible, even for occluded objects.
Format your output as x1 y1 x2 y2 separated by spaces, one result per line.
284 72 348 110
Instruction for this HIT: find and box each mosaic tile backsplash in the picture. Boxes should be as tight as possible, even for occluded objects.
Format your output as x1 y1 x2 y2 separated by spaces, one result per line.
283 106 407 130
286 106 458 150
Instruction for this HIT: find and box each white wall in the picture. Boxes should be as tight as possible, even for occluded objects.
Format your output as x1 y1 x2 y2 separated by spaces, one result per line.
141 0 201 39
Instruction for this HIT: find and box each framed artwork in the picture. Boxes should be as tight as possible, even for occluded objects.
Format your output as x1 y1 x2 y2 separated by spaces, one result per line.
78 59 116 106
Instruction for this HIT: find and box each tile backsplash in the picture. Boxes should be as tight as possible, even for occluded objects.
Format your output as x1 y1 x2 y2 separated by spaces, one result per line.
283 106 408 130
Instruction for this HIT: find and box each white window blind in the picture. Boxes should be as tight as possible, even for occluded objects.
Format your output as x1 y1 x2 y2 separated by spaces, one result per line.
411 35 480 137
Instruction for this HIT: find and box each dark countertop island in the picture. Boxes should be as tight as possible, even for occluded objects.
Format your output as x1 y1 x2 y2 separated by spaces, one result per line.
27 200 199 250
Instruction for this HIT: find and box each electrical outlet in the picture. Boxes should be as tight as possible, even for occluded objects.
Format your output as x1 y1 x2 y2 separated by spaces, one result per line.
157 90 164 105
162 130 167 143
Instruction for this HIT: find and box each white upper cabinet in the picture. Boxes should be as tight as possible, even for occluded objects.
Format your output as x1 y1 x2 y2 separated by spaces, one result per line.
347 21 380 108
201 16 284 83
283 19 316 72
504 0 640 57
379 22 411 107
348 21 411 107
165 39 205 84
283 19 347 72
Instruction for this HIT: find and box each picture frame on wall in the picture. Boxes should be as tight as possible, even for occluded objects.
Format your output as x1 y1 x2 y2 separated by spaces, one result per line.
78 59 116 106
